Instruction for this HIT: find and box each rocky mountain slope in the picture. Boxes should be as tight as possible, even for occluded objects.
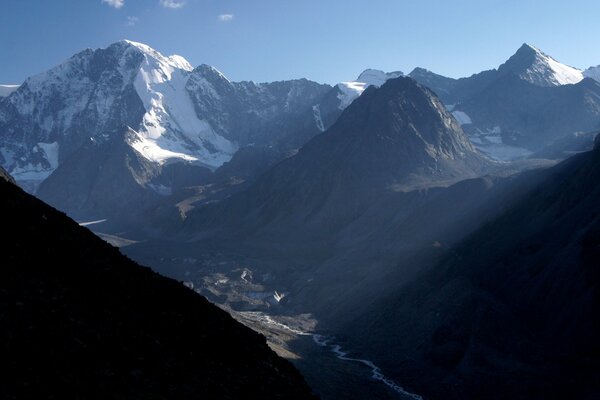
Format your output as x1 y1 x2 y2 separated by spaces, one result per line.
0 167 315 399
345 136 600 400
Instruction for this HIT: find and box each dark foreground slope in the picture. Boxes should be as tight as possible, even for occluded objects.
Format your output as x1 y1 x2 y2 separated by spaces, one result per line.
348 139 600 399
0 171 315 400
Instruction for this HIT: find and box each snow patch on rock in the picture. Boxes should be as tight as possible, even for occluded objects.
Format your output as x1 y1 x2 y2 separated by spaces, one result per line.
0 85 19 98
452 110 472 125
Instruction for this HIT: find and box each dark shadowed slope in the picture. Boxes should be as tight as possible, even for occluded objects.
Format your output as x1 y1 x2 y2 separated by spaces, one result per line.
347 137 600 400
0 169 315 400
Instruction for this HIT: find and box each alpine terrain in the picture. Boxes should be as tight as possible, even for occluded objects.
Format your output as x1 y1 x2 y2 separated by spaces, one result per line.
2 35 600 400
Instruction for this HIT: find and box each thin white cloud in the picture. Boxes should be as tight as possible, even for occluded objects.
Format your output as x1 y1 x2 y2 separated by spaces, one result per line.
160 0 185 8
102 0 124 9
127 16 139 26
218 14 234 22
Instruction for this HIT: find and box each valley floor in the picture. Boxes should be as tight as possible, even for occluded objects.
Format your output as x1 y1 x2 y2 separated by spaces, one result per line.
116 240 423 400
232 310 421 400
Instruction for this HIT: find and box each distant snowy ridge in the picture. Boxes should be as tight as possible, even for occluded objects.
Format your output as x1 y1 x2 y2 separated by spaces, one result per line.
336 69 404 109
0 85 19 98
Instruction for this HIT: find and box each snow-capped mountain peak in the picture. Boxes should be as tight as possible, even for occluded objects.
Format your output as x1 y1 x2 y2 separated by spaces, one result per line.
499 43 583 86
336 69 404 109
0 40 237 191
119 39 193 72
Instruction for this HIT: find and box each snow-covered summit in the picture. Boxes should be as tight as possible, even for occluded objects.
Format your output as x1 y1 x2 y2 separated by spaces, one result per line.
120 39 193 72
125 41 237 167
336 69 404 109
0 40 237 191
499 43 583 86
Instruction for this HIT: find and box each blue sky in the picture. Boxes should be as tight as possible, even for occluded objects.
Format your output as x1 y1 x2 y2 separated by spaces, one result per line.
1 0 600 85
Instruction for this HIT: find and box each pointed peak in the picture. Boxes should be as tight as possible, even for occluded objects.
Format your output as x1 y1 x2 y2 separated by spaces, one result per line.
500 43 583 86
518 42 542 54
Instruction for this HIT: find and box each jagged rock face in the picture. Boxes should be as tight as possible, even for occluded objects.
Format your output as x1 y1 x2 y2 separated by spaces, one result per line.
0 177 316 400
186 65 331 146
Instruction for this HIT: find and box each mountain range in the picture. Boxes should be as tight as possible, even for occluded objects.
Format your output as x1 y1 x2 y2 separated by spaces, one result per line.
2 40 600 399
2 41 600 225
408 44 600 159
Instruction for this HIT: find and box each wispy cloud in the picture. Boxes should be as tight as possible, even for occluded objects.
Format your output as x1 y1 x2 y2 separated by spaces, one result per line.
159 0 185 8
102 0 124 9
127 16 139 26
218 14 234 22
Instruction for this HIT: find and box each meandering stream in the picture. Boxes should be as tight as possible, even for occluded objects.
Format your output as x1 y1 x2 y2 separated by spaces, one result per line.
243 311 422 400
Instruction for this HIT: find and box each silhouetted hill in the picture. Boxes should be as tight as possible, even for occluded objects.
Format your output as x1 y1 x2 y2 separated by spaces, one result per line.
0 169 315 400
